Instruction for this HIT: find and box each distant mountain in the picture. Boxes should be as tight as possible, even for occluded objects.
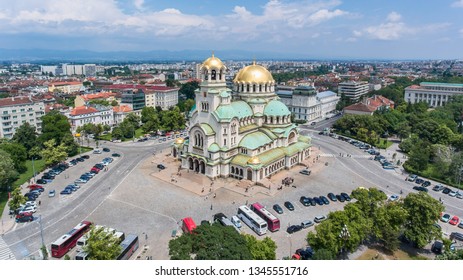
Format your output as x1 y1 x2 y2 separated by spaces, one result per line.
0 48 311 62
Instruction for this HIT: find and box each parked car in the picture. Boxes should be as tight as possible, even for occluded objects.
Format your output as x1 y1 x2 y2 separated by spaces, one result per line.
287 224 303 234
48 190 56 197
28 185 44 192
284 201 295 211
314 215 327 223
102 148 110 152
449 190 457 197
273 204 283 214
231 216 242 228
432 184 445 192
60 189 72 195
157 164 166 170
449 216 460 226
408 174 418 182
42 173 55 180
389 194 400 202
81 155 90 159
319 196 330 205
293 247 314 260
301 220 314 228
36 179 47 184
112 153 121 157
422 181 431 187
313 196 323 205
450 232 463 241
336 194 346 202
299 196 310 207
413 186 428 192
459 221 463 229
327 193 337 202
299 169 311 176
93 149 102 154
431 241 444 254
76 157 85 162
442 187 451 194
415 178 424 185
90 167 100 173
441 213 451 223
340 192 351 201
74 178 88 184
16 214 34 223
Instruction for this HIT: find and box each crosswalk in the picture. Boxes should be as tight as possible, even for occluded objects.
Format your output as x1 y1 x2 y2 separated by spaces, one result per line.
319 153 372 159
0 236 15 260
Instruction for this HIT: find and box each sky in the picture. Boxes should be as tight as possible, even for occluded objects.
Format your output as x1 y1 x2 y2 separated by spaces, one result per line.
0 0 462 59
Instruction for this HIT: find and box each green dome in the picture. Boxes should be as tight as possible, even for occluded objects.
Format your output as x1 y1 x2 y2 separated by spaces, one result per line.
208 143 220 152
263 100 291 116
212 105 237 122
231 100 253 119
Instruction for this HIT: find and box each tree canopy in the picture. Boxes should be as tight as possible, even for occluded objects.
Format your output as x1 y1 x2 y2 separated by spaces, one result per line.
83 225 122 260
0 149 19 191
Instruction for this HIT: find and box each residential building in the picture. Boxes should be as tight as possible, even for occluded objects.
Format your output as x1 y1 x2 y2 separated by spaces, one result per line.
74 92 118 107
144 86 179 110
48 81 84 94
277 86 339 121
172 54 311 182
344 95 394 115
113 105 134 125
0 96 45 139
405 82 463 107
121 89 145 111
338 81 369 102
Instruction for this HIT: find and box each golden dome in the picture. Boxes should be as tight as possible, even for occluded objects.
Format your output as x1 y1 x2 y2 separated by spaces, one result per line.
175 137 184 144
234 62 274 84
202 53 226 70
247 156 261 165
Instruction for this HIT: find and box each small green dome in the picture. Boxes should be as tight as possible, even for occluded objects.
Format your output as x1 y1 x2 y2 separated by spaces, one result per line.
208 143 220 152
263 100 291 116
231 100 253 119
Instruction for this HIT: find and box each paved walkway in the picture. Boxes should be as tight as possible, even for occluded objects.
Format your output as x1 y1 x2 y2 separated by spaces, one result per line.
0 236 16 260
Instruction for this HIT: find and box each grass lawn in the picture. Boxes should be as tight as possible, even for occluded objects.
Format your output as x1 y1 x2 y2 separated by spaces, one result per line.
375 138 393 149
13 158 46 188
95 128 145 142
79 146 94 153
356 247 429 260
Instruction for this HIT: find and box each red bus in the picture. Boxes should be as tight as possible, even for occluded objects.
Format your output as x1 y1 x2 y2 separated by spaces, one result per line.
117 234 139 260
182 217 196 234
51 221 92 258
250 202 280 232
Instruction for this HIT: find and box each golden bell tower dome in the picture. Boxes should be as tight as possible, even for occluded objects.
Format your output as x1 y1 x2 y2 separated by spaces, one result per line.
201 52 226 70
233 61 275 84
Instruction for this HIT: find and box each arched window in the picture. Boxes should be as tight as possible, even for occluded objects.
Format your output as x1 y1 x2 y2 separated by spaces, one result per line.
241 84 244 92
253 84 256 92
259 85 262 92
247 84 250 92
211 70 216 80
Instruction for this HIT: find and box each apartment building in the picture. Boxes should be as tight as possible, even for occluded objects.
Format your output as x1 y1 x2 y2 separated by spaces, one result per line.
405 82 463 107
144 86 179 110
338 81 369 102
0 96 45 139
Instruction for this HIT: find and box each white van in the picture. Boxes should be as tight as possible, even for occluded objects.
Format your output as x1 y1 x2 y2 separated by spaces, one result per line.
231 216 242 229
75 251 89 260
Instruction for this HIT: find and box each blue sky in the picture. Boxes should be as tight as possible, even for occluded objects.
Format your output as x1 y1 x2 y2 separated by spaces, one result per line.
0 0 462 59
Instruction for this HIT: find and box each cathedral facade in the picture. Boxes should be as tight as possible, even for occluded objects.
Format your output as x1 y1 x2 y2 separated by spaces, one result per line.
172 54 311 182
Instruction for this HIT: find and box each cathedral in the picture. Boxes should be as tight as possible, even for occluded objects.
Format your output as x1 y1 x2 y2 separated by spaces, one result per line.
172 54 311 182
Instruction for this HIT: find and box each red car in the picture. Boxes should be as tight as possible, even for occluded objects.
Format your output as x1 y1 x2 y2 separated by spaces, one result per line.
27 184 44 191
449 216 460 226
90 167 100 173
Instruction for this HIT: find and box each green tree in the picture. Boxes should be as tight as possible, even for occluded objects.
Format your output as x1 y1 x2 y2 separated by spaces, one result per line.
371 202 407 251
8 187 26 211
0 142 28 173
124 113 141 129
111 127 124 140
41 139 68 166
436 249 463 260
39 110 74 147
12 122 39 153
402 192 444 248
169 223 252 260
179 80 200 99
61 133 79 156
111 100 119 106
244 235 277 260
311 248 335 260
83 225 122 260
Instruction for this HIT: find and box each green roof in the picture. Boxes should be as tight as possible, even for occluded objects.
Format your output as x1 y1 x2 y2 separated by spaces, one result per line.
239 131 273 150
231 100 253 119
258 148 286 165
212 105 237 122
199 123 215 136
208 143 220 152
239 123 259 133
298 135 311 143
283 142 311 156
230 154 250 167
220 90 231 98
259 128 278 140
248 98 266 104
264 100 291 116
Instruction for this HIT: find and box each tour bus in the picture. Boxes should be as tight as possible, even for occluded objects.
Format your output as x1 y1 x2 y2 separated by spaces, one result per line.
116 234 139 260
237 205 267 235
51 221 92 258
250 202 281 232
182 217 197 234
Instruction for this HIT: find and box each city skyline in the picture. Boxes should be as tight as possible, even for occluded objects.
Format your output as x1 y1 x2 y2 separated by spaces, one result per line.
0 0 462 60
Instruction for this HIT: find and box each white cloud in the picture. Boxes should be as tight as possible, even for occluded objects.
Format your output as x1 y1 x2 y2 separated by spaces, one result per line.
134 0 144 10
386 11 401 22
451 0 463 7
365 21 409 40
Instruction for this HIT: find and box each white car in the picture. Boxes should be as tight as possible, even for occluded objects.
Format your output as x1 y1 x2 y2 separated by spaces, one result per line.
25 201 37 207
231 216 242 229
19 206 37 215
93 149 102 154
449 190 457 197
389 194 400 202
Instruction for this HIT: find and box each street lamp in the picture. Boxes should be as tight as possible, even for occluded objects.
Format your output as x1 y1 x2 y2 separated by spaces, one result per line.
339 224 350 260
38 215 46 259
31 156 36 184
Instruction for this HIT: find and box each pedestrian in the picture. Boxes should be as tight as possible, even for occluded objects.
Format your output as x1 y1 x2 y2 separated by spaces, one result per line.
210 204 213 210
213 193 216 198
38 200 41 206
201 187 204 193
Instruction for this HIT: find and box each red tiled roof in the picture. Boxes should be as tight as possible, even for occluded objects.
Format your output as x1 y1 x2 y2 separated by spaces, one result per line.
113 105 132 113
81 92 117 100
70 106 99 116
103 84 178 92
50 81 82 86
0 96 33 107
344 103 376 112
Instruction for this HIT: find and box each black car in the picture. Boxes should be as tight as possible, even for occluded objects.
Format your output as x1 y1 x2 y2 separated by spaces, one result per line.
413 186 428 192
157 164 166 170
103 148 110 152
336 194 346 202
327 193 337 202
299 196 310 207
273 204 283 214
94 163 104 170
36 179 47 184
295 247 314 260
307 197 316 206
112 153 121 157
81 155 90 159
76 157 85 162
287 224 303 234
442 187 451 194
16 215 34 223
313 197 323 205
319 196 330 205
422 181 431 187
341 192 351 201
42 174 55 180
415 178 424 185
284 201 295 211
